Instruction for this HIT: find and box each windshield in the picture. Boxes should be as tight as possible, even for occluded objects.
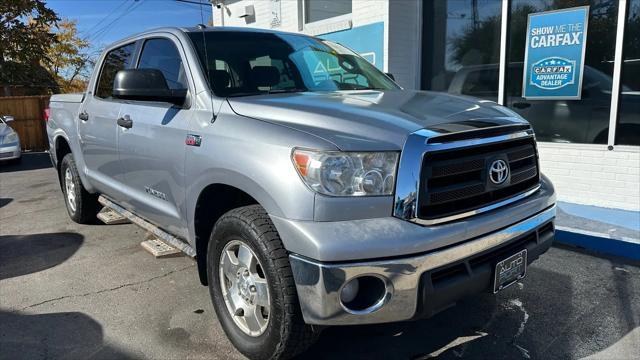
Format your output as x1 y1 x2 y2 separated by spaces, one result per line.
187 31 399 97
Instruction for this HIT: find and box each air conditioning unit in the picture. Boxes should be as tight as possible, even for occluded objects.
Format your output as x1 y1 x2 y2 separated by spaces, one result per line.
238 5 255 18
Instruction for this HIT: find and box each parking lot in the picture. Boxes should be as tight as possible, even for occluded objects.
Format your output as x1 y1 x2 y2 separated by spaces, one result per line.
1 153 639 360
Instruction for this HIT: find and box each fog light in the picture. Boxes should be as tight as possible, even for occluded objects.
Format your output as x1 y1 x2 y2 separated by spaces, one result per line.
340 278 360 303
340 275 390 314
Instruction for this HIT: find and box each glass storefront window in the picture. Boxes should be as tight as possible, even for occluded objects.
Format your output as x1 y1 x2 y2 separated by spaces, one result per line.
421 0 503 102
506 0 619 144
617 0 640 146
304 0 351 24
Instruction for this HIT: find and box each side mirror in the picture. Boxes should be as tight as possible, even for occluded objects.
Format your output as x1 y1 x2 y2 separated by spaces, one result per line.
113 69 186 106
2 115 15 122
385 73 395 81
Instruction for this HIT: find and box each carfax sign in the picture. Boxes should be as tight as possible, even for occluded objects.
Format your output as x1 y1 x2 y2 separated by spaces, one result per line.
523 6 589 99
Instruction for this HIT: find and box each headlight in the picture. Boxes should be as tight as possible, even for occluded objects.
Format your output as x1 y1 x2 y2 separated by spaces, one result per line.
292 149 399 196
2 132 18 144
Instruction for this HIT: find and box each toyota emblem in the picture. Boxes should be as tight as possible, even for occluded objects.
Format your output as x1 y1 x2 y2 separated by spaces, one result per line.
489 159 509 185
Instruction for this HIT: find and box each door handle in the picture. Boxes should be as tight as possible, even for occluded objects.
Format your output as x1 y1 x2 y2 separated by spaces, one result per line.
513 102 531 109
117 115 133 129
79 111 89 121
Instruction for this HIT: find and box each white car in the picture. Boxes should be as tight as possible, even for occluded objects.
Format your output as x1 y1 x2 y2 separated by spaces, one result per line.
0 115 21 164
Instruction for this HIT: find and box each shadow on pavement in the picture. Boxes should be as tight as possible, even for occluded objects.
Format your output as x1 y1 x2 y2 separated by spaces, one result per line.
0 152 52 173
301 261 638 360
0 311 137 360
0 198 12 208
0 232 83 281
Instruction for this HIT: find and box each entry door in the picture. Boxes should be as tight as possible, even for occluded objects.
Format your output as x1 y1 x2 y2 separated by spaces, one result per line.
116 37 193 237
78 42 136 198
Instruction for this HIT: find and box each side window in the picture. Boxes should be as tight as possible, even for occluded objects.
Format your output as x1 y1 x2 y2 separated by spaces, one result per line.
95 43 135 98
137 38 187 90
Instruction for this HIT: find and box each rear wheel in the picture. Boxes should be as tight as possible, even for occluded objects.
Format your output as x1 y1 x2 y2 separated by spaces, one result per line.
207 205 319 359
60 153 100 224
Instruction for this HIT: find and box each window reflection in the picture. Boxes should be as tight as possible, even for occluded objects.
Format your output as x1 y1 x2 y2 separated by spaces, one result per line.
304 0 351 24
421 0 503 102
617 0 640 146
506 0 619 144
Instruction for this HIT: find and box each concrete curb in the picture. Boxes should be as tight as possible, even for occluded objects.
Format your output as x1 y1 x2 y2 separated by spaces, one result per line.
555 226 640 261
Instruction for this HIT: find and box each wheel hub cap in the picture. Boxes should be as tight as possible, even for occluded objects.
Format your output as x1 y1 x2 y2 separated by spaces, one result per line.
64 167 76 212
219 240 270 337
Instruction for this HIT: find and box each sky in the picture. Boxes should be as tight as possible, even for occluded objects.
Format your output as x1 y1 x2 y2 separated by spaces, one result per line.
46 0 212 53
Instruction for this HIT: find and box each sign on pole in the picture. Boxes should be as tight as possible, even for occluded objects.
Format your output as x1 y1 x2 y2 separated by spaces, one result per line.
522 6 589 100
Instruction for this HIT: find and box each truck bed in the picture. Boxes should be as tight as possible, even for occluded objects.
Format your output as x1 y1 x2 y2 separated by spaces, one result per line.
50 93 84 103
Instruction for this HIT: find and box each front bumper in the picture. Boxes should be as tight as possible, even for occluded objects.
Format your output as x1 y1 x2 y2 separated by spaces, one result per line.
289 204 555 325
0 143 21 161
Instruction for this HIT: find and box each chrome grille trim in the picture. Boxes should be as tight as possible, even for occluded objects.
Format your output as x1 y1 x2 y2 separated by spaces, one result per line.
393 129 539 226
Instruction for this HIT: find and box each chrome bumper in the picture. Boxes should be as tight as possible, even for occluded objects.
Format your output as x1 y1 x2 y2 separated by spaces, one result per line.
289 204 556 325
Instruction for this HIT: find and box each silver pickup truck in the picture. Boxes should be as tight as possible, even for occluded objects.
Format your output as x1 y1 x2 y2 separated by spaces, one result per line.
47 26 556 359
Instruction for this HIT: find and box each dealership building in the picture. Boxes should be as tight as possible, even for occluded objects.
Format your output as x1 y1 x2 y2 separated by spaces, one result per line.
214 0 639 236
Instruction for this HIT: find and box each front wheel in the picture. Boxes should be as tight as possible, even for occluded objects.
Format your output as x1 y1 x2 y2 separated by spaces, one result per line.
60 153 99 224
207 205 319 360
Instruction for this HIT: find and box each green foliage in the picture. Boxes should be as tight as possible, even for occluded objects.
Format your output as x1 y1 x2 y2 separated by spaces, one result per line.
45 19 95 93
0 0 59 95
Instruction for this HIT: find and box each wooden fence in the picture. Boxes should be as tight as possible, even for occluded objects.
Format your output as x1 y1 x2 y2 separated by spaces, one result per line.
0 95 50 151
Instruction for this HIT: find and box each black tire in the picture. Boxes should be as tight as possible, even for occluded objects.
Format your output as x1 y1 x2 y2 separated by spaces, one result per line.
60 153 100 224
207 205 319 360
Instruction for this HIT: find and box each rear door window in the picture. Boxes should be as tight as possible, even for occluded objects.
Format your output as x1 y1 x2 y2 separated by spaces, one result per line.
95 43 136 99
137 38 188 90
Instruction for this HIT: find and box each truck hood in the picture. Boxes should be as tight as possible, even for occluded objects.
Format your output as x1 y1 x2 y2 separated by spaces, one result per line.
227 89 529 151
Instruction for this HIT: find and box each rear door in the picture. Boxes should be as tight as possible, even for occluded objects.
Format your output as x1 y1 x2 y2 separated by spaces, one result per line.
116 36 193 237
78 42 136 197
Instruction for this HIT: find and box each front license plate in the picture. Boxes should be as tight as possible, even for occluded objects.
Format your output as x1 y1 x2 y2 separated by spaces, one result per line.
493 249 527 293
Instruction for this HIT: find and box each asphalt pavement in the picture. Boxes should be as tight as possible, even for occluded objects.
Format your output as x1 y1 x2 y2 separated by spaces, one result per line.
1 153 638 360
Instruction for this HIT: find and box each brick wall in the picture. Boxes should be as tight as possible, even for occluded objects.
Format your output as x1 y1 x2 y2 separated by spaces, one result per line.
538 143 640 211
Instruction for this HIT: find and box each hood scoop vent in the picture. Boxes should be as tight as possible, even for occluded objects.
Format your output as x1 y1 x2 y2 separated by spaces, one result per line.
426 124 532 144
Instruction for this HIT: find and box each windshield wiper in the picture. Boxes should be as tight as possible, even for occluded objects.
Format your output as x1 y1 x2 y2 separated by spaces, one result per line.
353 87 385 90
226 88 306 97
266 88 306 94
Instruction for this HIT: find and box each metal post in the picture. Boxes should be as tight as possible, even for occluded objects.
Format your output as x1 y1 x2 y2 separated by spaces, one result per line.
607 0 628 149
497 0 510 105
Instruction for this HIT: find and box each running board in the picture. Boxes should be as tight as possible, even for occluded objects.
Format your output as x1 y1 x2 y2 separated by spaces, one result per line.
98 196 197 258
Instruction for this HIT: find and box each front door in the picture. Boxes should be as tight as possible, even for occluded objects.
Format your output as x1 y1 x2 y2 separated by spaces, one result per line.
116 37 193 237
78 42 136 198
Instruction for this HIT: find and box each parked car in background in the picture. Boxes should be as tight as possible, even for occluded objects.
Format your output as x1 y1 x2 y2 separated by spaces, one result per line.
448 63 640 145
0 115 21 164
47 27 556 359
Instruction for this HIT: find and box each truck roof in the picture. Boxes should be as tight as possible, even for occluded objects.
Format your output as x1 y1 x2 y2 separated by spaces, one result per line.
107 25 311 49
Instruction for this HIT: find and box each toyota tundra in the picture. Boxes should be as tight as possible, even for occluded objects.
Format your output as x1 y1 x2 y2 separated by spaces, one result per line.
46 26 556 359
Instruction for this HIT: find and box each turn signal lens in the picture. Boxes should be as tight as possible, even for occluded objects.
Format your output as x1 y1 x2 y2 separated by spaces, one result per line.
293 152 310 177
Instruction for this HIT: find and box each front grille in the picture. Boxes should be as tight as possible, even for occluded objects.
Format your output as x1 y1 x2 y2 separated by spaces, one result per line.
418 136 539 221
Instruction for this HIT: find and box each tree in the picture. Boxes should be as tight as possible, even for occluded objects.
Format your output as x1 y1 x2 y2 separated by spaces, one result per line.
0 0 59 96
45 19 95 93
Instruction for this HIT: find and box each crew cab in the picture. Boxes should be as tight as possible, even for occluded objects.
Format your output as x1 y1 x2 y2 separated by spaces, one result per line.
47 26 556 360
